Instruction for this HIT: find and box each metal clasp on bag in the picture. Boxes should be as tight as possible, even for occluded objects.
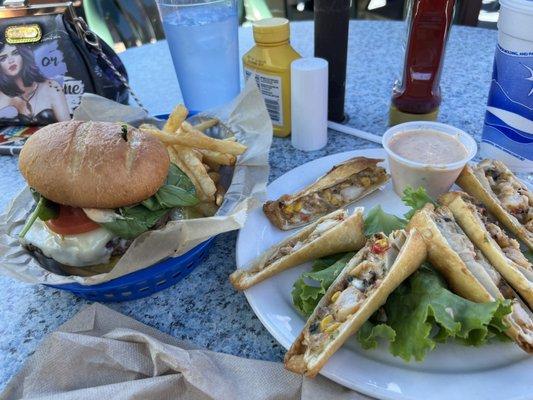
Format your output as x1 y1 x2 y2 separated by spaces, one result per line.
72 15 101 51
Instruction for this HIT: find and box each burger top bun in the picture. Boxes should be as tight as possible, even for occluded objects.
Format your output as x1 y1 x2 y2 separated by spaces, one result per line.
19 121 170 209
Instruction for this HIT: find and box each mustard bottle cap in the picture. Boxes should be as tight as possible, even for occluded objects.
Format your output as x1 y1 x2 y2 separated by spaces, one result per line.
252 18 290 44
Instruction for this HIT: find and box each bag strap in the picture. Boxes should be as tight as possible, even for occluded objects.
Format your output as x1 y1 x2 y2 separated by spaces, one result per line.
70 16 148 113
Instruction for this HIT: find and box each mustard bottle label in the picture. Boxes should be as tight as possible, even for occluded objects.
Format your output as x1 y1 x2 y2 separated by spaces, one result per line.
244 68 283 127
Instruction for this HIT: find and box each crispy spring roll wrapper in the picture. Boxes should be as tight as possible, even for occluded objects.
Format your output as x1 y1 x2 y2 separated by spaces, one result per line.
440 192 533 309
264 157 389 230
230 208 365 291
457 161 533 250
284 229 426 377
408 204 533 352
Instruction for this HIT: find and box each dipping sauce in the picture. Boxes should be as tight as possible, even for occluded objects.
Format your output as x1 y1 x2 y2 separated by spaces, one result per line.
382 122 477 198
388 130 468 164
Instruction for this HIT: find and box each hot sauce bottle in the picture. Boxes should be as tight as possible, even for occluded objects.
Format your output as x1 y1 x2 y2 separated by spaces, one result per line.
389 0 456 126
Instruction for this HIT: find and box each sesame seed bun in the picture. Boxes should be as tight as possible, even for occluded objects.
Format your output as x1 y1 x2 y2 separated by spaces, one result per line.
18 121 170 209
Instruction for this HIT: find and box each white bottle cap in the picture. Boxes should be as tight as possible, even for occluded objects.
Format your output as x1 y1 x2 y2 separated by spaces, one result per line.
291 57 328 151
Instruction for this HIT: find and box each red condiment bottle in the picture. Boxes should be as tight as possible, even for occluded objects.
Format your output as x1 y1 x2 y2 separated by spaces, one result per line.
389 0 456 126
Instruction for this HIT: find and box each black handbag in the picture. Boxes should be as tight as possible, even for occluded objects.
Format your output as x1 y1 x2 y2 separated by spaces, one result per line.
0 0 143 128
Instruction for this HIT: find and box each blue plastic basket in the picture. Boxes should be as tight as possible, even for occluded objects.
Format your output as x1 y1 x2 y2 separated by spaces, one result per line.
47 238 215 302
46 113 216 302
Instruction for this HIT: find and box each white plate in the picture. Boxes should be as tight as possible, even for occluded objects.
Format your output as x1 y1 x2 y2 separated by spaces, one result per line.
236 149 533 400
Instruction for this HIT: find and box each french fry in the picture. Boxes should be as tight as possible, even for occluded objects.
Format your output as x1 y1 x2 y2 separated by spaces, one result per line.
177 146 216 202
168 147 203 195
146 128 184 142
208 171 220 183
147 128 245 155
181 122 247 155
191 148 203 159
139 123 158 131
193 118 219 132
198 148 236 166
163 104 188 133
168 146 213 202
203 158 220 172
153 103 246 215
195 202 219 217
168 146 184 167
169 147 204 198
215 183 226 206
168 144 218 204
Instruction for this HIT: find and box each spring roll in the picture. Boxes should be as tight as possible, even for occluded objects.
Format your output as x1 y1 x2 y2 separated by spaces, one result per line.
440 192 533 309
457 160 532 250
284 229 426 377
230 208 365 290
408 204 533 353
263 157 389 230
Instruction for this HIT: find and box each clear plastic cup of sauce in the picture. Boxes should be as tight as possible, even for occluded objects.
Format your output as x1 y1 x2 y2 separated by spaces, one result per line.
382 121 477 198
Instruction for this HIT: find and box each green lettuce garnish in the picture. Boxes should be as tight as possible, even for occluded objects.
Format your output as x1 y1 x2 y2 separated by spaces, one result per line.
101 205 170 239
402 186 437 219
292 253 354 316
363 186 435 236
294 256 511 361
291 187 513 362
19 164 198 240
364 205 407 236
101 163 199 239
140 163 198 211
358 267 511 361
19 193 59 238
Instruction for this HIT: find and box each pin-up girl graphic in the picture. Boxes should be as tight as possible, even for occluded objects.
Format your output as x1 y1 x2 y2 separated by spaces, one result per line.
0 43 70 125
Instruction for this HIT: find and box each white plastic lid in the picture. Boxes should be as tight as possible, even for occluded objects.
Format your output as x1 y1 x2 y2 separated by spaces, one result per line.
500 0 533 15
291 57 328 72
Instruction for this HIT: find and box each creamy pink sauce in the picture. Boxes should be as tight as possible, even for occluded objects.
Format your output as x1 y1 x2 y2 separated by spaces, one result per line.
388 130 468 164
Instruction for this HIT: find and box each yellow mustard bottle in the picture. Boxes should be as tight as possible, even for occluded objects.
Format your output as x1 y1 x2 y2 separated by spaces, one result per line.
243 18 301 137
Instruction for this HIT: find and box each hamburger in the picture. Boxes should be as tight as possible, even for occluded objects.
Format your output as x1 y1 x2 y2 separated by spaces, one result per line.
17 121 198 274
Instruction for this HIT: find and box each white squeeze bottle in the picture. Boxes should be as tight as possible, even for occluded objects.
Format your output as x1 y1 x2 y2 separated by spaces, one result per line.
480 0 533 171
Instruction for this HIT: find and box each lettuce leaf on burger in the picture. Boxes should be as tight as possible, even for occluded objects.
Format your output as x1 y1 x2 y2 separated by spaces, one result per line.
17 121 198 273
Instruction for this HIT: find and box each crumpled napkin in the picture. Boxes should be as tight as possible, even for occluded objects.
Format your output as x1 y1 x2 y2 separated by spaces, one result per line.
0 304 370 400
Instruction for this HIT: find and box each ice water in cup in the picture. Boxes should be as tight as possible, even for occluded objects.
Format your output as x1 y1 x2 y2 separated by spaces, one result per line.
157 0 240 113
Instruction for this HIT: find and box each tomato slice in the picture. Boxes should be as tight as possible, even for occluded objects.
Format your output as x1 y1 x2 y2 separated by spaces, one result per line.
45 206 100 235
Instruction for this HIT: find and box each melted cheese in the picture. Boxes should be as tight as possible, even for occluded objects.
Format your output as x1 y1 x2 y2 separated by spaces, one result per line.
314 219 338 234
83 208 122 223
21 219 114 267
340 186 364 201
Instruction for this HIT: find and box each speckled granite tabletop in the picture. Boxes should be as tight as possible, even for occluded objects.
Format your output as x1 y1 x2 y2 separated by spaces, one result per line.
0 20 498 389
